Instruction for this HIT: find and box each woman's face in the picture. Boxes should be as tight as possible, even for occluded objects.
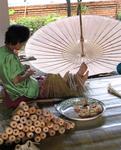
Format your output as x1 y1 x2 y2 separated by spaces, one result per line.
14 42 25 50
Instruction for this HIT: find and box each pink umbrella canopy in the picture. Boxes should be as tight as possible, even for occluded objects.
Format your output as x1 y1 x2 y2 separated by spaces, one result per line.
25 15 121 76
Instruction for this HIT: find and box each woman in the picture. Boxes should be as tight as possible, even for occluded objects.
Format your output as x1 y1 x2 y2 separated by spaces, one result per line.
0 25 88 108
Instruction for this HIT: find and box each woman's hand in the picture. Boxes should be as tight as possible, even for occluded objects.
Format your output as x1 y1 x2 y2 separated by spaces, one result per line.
25 68 36 77
13 68 36 84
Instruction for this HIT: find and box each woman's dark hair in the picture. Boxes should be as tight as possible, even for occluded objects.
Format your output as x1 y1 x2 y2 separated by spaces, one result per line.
5 25 30 45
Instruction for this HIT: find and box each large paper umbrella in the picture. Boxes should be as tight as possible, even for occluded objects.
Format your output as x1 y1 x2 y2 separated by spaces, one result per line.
25 15 121 76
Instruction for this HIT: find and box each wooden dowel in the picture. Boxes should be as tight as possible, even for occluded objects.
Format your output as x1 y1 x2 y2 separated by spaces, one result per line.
13 129 19 136
34 135 41 143
42 109 50 117
19 101 27 108
48 129 56 136
40 132 46 140
16 109 24 117
30 115 37 122
1 133 8 140
34 121 41 127
18 131 25 139
20 117 27 124
12 115 20 122
23 125 29 133
47 122 54 128
39 121 45 128
23 105 29 112
24 111 30 118
8 135 16 143
38 116 45 122
29 126 35 132
17 123 24 130
26 119 32 127
53 124 59 131
43 127 49 133
36 109 42 116
58 127 65 134
29 106 36 114
10 121 17 129
26 132 34 139
35 127 41 134
5 127 13 135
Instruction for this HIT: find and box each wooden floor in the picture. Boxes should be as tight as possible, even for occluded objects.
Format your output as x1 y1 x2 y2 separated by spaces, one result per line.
1 75 121 150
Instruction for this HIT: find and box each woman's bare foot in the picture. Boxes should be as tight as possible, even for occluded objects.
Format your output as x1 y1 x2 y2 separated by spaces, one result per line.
76 63 89 85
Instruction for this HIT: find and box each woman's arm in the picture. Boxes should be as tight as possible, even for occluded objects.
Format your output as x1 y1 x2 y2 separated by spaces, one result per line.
13 68 36 84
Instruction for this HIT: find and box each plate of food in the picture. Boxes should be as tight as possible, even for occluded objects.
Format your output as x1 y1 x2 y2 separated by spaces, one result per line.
55 97 105 121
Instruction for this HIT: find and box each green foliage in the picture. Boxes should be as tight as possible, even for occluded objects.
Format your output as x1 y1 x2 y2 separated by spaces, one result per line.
9 9 15 15
81 5 88 14
116 12 121 20
15 14 62 33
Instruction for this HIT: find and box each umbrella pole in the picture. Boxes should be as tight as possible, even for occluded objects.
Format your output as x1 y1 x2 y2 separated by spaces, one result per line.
77 0 85 58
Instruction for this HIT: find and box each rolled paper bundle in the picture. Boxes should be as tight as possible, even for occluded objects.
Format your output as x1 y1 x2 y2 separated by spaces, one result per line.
39 121 45 128
47 122 54 129
58 127 65 134
26 132 34 139
34 135 41 143
29 106 36 114
38 115 45 122
42 109 50 117
36 109 42 116
20 117 27 124
17 123 24 130
64 122 71 130
8 135 16 143
5 127 13 135
13 129 19 136
1 133 8 140
19 101 27 108
53 124 59 131
10 121 17 129
24 112 30 118
12 115 20 122
69 122 75 129
18 131 25 139
43 127 49 133
44 116 51 123
26 119 32 127
15 137 21 144
23 126 29 133
16 109 24 117
40 132 46 140
48 129 56 136
23 105 29 112
30 115 38 122
35 127 41 134
58 118 64 126
0 138 3 145
34 121 41 127
29 126 35 132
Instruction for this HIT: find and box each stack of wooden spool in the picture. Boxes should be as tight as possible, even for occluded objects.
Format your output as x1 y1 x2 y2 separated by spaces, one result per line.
0 101 75 145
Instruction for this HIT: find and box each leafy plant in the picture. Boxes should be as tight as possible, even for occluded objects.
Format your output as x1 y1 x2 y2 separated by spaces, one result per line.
15 14 62 34
116 12 121 20
9 9 15 15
